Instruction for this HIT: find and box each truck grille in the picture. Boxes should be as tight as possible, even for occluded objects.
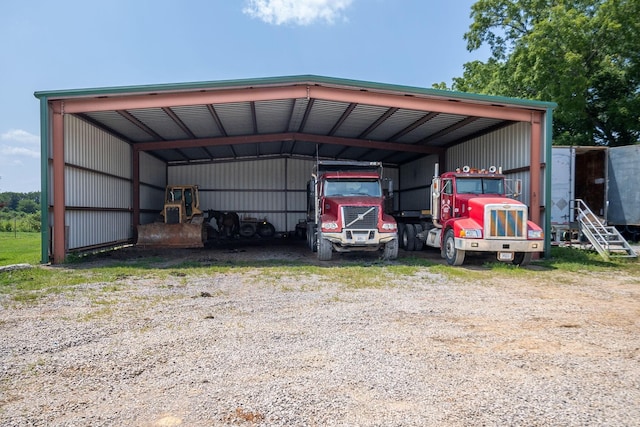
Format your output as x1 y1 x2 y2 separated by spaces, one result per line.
487 207 525 238
342 206 379 229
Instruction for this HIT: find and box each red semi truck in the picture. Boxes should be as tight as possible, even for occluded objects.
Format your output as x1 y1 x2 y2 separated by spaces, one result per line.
305 161 398 261
398 165 544 266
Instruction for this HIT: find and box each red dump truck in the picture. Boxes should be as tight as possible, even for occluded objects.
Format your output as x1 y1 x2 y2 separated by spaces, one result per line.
397 165 544 266
305 161 398 261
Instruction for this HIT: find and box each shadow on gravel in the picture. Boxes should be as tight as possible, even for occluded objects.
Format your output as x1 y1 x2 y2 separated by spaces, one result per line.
62 237 450 270
60 236 571 273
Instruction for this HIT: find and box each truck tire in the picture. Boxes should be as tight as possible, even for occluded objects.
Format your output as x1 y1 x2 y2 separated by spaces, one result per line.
317 233 332 261
513 252 532 266
397 223 406 249
444 229 465 266
414 224 424 251
257 222 276 238
306 223 317 252
403 224 416 251
239 223 256 238
382 238 398 260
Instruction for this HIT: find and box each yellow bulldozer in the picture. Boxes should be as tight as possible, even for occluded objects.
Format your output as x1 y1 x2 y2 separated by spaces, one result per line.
136 185 207 248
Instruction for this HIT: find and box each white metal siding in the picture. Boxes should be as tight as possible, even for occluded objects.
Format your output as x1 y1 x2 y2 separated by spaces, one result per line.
63 115 133 250
65 116 131 179
168 158 313 232
139 151 166 187
397 156 438 211
65 168 131 208
139 151 167 223
66 211 131 249
446 122 534 206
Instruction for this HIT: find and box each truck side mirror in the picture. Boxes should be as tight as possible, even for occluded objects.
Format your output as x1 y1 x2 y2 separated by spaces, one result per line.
432 178 441 196
514 179 522 198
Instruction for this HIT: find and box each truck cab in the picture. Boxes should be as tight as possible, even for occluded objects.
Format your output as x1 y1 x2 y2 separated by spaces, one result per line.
306 161 398 261
426 167 544 266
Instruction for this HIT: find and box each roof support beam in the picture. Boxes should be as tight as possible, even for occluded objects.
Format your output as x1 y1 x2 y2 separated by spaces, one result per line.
297 98 315 132
329 102 357 136
530 111 543 228
60 86 311 113
133 132 444 155
418 116 480 145
308 86 536 122
207 105 227 136
59 84 538 122
163 107 196 139
118 110 163 140
52 102 66 264
250 101 258 134
359 107 397 139
390 112 439 141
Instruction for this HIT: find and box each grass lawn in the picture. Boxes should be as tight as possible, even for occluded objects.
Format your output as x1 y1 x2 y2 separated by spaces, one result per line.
0 232 41 266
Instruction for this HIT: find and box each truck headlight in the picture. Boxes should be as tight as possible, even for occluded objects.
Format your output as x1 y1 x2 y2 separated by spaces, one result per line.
322 222 339 230
460 229 482 238
528 229 544 239
382 222 397 231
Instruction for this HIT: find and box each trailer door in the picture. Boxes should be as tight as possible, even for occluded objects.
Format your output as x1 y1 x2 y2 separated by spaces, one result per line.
550 147 575 227
608 145 640 226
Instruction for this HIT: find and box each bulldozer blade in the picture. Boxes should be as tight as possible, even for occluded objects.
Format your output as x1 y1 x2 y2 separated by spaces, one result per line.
136 223 205 248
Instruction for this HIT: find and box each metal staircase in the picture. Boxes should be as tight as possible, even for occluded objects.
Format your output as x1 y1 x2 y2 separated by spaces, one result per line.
573 199 637 260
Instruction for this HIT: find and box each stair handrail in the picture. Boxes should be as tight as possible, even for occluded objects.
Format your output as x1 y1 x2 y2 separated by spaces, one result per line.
572 199 637 259
573 199 610 254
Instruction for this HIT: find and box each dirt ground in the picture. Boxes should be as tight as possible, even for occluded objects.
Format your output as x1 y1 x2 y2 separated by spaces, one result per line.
84 235 506 268
2 237 639 426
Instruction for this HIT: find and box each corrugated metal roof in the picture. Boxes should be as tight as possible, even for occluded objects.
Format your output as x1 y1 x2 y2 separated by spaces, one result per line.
35 74 556 167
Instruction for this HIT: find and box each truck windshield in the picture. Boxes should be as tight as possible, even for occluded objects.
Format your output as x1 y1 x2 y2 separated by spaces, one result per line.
455 178 504 195
325 179 382 197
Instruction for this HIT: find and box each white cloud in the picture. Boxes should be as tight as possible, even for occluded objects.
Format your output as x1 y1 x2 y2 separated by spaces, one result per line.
1 145 40 159
1 129 39 145
243 0 353 25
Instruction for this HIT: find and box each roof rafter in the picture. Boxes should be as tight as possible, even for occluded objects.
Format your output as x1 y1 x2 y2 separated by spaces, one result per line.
117 110 163 140
162 107 196 139
389 111 439 141
359 107 397 139
329 102 357 136
133 132 444 155
418 116 480 145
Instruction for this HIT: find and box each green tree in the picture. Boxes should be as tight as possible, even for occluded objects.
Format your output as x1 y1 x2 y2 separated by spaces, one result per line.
444 0 640 146
2 193 21 211
17 199 38 214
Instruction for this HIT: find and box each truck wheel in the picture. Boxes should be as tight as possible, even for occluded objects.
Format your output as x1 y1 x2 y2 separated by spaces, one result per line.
257 222 276 238
306 223 317 252
317 233 332 261
414 224 424 251
239 223 256 238
403 224 416 251
397 223 406 249
513 252 532 266
444 229 465 266
383 239 399 260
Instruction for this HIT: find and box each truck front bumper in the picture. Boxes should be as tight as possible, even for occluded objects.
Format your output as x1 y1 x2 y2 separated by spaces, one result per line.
323 230 396 252
456 238 543 253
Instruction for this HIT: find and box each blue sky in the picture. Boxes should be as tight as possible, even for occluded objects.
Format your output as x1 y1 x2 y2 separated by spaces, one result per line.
0 0 488 193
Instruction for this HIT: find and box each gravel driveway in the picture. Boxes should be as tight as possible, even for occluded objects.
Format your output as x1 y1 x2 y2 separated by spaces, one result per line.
1 242 639 426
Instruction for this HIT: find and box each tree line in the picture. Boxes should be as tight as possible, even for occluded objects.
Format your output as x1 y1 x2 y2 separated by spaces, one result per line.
0 192 41 232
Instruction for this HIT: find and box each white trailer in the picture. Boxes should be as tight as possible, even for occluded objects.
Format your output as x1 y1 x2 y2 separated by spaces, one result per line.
551 146 640 243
